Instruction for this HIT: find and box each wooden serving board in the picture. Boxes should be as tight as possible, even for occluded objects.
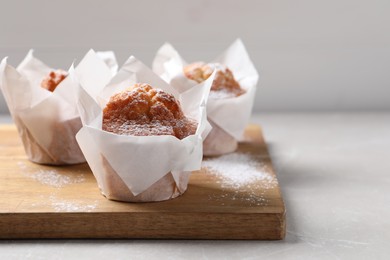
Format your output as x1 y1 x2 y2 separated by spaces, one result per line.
0 124 285 240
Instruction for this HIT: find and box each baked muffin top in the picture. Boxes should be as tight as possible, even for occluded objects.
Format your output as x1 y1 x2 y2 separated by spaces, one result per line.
103 83 196 139
183 62 245 99
41 70 68 92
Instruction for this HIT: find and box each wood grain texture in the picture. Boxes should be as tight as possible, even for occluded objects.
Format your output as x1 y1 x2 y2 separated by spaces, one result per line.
0 124 285 239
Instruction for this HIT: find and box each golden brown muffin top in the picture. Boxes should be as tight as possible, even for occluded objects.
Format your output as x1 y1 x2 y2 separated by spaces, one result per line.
102 83 197 139
183 62 245 99
41 70 68 92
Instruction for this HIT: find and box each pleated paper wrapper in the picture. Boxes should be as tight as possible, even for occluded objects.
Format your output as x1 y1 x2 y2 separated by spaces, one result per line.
74 51 213 202
0 50 117 165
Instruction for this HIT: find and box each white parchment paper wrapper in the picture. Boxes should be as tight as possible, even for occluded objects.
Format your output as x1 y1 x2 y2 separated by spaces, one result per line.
153 39 259 156
0 50 117 165
74 51 214 202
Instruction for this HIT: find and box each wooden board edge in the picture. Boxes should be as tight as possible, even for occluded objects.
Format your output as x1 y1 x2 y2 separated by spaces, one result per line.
0 211 286 240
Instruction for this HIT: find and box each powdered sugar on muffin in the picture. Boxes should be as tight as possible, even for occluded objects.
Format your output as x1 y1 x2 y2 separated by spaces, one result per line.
102 83 197 139
184 62 245 99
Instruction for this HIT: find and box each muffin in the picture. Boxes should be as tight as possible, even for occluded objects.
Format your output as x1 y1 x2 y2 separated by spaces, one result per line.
153 39 259 157
183 62 245 155
100 83 196 202
75 55 211 203
0 51 86 165
23 67 84 165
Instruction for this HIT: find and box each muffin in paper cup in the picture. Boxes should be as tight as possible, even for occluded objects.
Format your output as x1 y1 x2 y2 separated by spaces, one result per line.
0 50 117 165
73 51 214 202
153 39 259 156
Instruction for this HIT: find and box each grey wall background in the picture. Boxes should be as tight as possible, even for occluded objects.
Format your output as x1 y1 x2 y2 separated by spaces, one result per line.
1 0 389 113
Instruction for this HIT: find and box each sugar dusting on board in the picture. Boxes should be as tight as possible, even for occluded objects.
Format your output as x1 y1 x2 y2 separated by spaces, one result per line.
49 196 97 212
17 161 85 188
17 161 98 212
17 161 27 169
30 195 98 212
202 153 275 189
202 152 277 206
31 169 85 188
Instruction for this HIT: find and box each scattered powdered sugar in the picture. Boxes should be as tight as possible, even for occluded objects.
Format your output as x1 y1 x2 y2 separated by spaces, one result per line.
30 194 98 212
17 161 27 169
30 169 85 188
202 153 276 189
17 161 85 188
202 152 278 206
49 196 98 212
17 161 97 212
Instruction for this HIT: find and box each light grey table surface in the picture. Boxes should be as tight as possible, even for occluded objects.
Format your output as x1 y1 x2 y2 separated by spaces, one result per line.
0 112 389 260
